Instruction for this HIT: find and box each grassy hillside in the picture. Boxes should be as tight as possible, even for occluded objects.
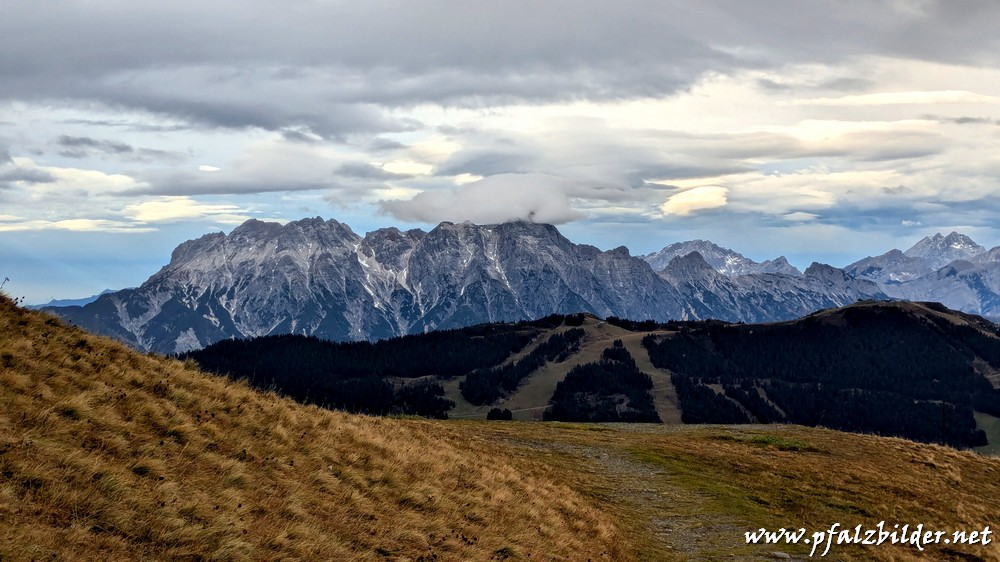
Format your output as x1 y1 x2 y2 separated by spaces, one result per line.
478 422 1000 561
0 296 625 560
6 294 1000 560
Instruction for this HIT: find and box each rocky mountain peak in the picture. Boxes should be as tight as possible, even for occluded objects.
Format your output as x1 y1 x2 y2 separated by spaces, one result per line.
804 262 844 280
665 251 715 275
905 231 985 268
168 232 226 265
642 239 797 277
975 246 1000 264
756 256 802 276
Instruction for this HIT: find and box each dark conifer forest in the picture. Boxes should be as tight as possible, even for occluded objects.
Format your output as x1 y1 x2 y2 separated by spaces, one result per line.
543 340 660 423
183 315 581 417
643 303 1000 447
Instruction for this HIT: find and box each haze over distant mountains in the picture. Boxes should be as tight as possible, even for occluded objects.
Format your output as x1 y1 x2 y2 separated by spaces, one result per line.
27 289 117 310
44 217 999 354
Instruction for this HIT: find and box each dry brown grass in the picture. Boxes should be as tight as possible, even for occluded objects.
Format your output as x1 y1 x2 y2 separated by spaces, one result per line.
9 292 1000 560
0 296 629 561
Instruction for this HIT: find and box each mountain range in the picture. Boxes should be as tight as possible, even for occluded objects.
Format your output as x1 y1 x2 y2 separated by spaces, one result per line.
843 231 1000 317
641 239 801 276
45 217 999 353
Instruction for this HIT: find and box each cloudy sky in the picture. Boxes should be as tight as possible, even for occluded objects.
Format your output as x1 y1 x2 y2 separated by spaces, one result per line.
4 0 1000 303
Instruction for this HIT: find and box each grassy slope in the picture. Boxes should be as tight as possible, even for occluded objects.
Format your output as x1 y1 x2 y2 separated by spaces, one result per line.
617 332 683 423
474 422 1000 561
445 316 684 422
975 412 1000 457
6 295 1000 560
442 325 562 420
0 296 626 560
499 319 632 420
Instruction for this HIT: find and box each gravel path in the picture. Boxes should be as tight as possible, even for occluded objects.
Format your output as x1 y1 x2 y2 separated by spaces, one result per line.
490 426 812 561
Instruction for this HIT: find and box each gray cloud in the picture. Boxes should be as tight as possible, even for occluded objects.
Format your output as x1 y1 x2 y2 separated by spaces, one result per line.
57 135 133 157
661 128 946 164
55 135 184 162
5 0 997 138
436 148 536 177
335 162 412 180
380 173 585 224
0 168 56 184
368 138 408 152
129 140 393 197
0 160 57 190
954 116 998 125
756 78 793 92
432 125 760 191
922 114 1000 126
842 130 945 162
816 196 1000 235
817 77 875 92
281 129 321 143
60 118 190 133
757 76 874 93
94 88 419 139
131 172 334 196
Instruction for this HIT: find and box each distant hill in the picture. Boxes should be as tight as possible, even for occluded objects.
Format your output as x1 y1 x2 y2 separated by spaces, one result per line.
642 300 1000 448
186 300 1000 448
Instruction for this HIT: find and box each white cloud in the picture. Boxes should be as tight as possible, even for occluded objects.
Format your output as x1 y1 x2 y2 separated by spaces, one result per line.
660 185 728 216
0 218 154 233
382 160 433 176
452 173 483 185
9 157 143 195
122 196 250 224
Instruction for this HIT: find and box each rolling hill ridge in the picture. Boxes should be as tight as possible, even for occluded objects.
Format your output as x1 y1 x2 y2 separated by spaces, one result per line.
185 300 1000 449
